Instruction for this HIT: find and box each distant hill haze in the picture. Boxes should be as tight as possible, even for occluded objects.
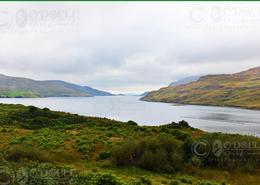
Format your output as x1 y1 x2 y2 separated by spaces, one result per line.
139 91 150 97
169 76 200 87
0 74 113 98
141 67 260 110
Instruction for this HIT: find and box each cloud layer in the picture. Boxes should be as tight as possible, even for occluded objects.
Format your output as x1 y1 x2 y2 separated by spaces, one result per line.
0 2 260 93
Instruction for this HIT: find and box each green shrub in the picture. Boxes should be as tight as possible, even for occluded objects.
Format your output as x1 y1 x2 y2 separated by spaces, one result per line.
196 180 218 185
12 128 69 150
132 176 152 185
43 107 50 111
127 120 138 126
99 151 112 160
76 142 91 153
90 173 123 185
6 146 50 162
112 140 137 166
191 156 202 167
179 176 192 184
28 106 38 113
183 136 193 161
112 135 183 173
178 120 190 128
169 180 180 185
138 150 168 172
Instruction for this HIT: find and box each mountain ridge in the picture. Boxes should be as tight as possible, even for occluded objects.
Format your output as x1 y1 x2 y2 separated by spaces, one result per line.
141 66 260 110
0 74 113 98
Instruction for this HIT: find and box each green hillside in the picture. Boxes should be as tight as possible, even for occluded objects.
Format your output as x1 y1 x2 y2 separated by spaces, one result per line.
0 104 259 185
0 74 113 98
142 67 260 110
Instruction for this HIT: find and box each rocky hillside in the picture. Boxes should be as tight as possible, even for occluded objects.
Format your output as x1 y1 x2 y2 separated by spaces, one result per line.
141 67 260 110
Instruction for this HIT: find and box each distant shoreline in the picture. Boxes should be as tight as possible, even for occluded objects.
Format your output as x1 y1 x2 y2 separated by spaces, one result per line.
140 98 260 111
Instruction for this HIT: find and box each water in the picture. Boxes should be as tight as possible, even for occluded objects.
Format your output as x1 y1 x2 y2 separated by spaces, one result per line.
0 96 259 136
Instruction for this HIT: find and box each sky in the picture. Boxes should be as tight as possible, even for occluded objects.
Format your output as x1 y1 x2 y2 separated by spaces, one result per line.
0 2 260 93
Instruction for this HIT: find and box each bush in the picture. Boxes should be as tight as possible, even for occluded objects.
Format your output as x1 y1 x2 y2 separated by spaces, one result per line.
30 117 54 129
179 176 192 184
112 140 137 166
75 137 92 154
28 106 38 113
76 143 91 153
178 120 190 128
138 150 168 171
191 156 202 167
90 173 123 185
183 136 193 161
127 120 138 126
196 180 218 185
133 176 152 185
112 135 183 173
43 107 50 111
99 151 112 160
139 176 152 185
169 180 180 185
6 146 50 162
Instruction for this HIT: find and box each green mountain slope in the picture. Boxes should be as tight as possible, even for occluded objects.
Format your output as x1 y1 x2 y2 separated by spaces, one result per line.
141 66 260 110
0 74 113 98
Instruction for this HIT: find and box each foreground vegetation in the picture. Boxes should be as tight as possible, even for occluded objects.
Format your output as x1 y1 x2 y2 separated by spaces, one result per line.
142 67 260 110
0 104 259 185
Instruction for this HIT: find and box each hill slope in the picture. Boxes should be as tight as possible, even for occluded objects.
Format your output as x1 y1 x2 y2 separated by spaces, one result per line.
0 74 113 98
0 103 259 185
141 67 260 110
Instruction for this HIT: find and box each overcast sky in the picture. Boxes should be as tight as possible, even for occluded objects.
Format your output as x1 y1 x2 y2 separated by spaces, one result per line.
0 2 260 93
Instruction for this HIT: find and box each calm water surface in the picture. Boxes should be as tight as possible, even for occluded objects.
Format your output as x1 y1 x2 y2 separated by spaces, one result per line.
0 96 259 136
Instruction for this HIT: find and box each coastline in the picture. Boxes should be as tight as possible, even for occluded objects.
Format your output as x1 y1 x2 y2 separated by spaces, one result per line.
140 98 260 111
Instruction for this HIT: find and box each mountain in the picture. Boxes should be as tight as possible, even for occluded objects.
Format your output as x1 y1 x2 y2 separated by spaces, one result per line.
139 91 150 97
0 74 113 98
82 86 113 96
141 67 260 110
169 76 200 86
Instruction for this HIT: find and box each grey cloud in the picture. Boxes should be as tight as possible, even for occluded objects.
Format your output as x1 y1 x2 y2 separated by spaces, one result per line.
0 3 260 93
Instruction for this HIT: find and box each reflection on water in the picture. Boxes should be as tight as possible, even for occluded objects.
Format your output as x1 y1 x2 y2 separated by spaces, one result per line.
0 96 259 136
204 113 232 122
186 113 260 125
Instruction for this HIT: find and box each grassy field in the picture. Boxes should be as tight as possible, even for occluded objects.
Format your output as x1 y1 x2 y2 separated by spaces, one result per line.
0 89 39 98
142 67 260 110
0 104 259 185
